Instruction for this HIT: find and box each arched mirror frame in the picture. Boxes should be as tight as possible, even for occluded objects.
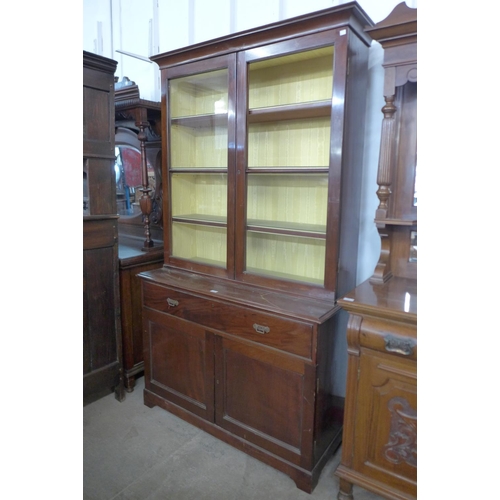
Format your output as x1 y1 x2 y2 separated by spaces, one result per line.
114 79 163 250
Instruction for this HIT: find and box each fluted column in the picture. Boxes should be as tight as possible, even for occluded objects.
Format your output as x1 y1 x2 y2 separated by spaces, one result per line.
375 94 397 220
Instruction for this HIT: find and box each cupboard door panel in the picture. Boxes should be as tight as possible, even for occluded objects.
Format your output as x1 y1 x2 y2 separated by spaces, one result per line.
354 349 417 494
144 310 215 421
83 244 118 373
215 336 314 467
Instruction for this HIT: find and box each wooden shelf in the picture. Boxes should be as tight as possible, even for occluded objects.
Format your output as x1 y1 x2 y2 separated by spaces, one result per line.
245 266 324 286
170 168 227 173
374 217 417 226
247 219 326 238
171 113 227 129
171 216 326 238
248 100 331 123
172 214 227 227
246 167 328 173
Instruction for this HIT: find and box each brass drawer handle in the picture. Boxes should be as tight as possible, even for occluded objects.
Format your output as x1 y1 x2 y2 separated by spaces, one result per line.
384 335 415 356
253 323 270 335
167 298 179 307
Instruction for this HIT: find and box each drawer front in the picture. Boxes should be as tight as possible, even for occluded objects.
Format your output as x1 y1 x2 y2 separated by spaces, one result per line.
359 315 417 361
142 281 312 358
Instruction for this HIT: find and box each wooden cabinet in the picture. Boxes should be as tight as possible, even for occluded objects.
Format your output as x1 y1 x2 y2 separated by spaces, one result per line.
335 4 417 499
141 268 345 492
141 3 374 492
119 241 163 392
114 83 165 391
336 279 417 499
83 51 125 405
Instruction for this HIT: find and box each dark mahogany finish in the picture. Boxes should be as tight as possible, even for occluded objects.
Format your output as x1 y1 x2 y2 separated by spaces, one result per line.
83 51 125 405
335 4 417 499
119 241 163 392
151 3 373 301
141 268 344 492
141 2 374 493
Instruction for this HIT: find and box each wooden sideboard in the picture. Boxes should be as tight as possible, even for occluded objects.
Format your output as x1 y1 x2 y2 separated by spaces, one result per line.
336 278 416 499
335 4 417 499
119 239 163 391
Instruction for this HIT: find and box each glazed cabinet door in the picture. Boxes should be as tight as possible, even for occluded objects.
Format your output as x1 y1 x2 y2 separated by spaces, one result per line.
214 335 316 469
163 54 237 279
235 29 348 299
143 309 215 421
354 348 417 496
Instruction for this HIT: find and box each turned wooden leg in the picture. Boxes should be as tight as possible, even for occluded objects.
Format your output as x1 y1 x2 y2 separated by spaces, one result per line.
125 374 136 393
338 478 354 500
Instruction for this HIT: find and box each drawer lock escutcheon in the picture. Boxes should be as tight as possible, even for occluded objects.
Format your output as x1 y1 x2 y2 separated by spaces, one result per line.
253 323 270 335
167 298 179 307
384 335 415 356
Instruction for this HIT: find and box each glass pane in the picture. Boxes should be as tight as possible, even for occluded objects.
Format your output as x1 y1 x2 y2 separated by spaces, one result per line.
172 222 227 267
170 69 228 118
246 231 325 285
248 46 334 109
248 117 330 168
171 173 227 222
247 174 328 232
170 120 228 169
170 69 228 169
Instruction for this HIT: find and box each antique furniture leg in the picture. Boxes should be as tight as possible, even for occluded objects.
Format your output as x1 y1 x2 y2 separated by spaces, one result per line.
338 478 354 500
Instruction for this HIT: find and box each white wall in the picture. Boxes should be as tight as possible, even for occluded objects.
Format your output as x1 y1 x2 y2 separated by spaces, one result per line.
83 0 417 285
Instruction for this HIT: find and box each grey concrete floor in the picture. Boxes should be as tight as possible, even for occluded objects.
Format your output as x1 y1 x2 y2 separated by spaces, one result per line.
83 376 385 500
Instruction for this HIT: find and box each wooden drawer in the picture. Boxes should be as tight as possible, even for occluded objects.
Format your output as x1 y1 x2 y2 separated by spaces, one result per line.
143 281 312 358
359 315 417 361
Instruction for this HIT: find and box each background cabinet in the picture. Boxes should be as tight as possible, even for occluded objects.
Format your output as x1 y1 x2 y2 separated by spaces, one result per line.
141 3 374 493
335 4 417 499
114 81 165 392
83 51 125 405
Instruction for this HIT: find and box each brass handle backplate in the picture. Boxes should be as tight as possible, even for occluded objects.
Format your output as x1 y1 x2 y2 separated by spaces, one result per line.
253 323 270 334
384 335 415 356
167 298 179 307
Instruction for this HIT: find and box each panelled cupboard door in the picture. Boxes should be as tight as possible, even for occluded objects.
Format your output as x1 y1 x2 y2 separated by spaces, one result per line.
143 309 215 422
163 54 237 280
354 349 417 496
214 335 316 469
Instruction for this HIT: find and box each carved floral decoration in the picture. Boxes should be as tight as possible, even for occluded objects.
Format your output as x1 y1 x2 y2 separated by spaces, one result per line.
383 396 417 467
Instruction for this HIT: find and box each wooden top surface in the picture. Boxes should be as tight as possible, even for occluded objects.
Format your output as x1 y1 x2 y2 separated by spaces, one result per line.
139 267 339 323
338 276 417 323
118 236 164 267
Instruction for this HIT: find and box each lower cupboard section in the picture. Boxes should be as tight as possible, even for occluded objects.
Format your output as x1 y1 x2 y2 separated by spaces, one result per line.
142 308 344 493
